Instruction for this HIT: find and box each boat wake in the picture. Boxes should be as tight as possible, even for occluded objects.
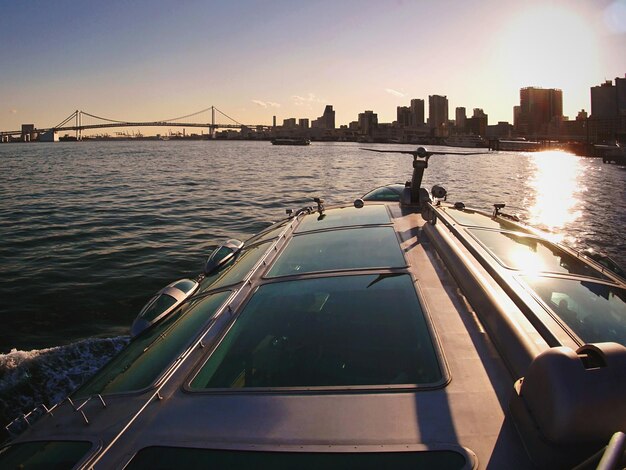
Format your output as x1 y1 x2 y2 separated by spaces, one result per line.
0 336 129 438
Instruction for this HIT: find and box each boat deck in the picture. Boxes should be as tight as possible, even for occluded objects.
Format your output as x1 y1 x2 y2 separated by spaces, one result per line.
3 198 625 469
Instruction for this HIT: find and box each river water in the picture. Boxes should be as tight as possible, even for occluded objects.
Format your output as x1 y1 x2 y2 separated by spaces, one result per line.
0 140 624 430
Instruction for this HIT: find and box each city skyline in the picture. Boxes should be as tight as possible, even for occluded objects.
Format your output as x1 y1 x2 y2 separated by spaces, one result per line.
1 0 625 131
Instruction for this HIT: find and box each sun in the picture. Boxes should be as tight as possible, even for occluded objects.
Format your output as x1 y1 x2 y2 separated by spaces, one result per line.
493 4 601 113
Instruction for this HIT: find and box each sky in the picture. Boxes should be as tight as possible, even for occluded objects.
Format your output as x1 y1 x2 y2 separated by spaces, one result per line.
1 0 625 133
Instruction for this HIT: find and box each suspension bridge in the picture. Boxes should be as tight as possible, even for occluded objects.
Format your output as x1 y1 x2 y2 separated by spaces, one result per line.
0 106 271 142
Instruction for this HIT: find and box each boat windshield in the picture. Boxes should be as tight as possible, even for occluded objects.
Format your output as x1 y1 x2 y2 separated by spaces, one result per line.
442 207 526 231
295 205 391 233
468 229 608 280
521 276 626 346
267 227 406 277
362 184 404 202
190 274 443 390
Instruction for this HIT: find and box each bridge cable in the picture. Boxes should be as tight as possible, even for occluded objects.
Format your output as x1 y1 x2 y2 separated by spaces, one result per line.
161 106 215 122
213 107 244 126
80 112 130 124
54 111 79 129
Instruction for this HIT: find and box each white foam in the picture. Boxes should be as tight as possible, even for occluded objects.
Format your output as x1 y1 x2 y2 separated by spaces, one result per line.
0 336 129 430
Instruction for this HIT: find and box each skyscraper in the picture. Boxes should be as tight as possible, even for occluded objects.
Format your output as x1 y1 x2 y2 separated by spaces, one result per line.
455 107 466 131
591 75 626 118
396 106 412 127
410 99 425 127
429 95 448 136
358 110 378 135
312 105 335 129
591 81 618 118
517 87 562 136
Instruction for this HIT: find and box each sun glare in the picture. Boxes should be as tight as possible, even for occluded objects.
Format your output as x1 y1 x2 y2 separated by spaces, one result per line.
495 5 601 107
526 151 583 238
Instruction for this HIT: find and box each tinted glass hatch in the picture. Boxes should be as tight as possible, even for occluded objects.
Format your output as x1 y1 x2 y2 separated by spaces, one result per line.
190 274 442 390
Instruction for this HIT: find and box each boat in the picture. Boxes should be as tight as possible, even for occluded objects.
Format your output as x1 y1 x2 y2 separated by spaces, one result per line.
2 147 625 469
444 134 487 148
271 138 311 146
594 143 626 164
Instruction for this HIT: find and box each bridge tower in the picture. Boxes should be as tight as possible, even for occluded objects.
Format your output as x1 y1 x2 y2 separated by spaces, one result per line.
211 106 216 139
75 110 83 141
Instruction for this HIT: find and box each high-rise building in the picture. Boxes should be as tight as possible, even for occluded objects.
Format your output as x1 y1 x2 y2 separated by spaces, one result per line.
516 87 562 136
618 75 626 116
591 75 626 118
591 80 617 118
429 95 449 136
283 118 297 128
513 106 521 130
299 118 310 129
312 105 335 129
455 107 466 131
588 75 626 141
466 109 488 136
396 106 412 127
410 99 425 127
358 110 378 135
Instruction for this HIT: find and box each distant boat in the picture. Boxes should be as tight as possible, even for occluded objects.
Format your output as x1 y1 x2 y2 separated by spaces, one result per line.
444 134 487 148
494 138 542 152
595 142 625 164
271 138 310 146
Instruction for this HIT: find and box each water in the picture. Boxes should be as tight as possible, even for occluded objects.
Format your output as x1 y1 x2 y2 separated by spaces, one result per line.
0 140 624 431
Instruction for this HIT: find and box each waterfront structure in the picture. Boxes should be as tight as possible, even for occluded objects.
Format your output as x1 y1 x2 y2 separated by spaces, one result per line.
311 105 335 129
410 99 425 127
455 107 466 132
486 121 513 139
428 95 448 137
516 87 563 137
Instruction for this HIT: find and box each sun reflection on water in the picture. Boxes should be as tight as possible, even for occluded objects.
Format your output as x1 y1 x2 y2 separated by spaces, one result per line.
525 151 584 242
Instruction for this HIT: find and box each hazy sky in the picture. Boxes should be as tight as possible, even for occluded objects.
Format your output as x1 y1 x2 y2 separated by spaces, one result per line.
1 0 625 132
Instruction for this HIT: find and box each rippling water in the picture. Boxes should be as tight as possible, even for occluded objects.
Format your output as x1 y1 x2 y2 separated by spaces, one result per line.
0 140 624 431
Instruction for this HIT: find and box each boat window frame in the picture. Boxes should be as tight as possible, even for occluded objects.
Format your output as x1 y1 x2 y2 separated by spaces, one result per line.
183 272 451 394
514 273 626 347
464 227 610 281
264 225 409 279
121 442 476 470
293 203 394 234
72 290 234 399
0 439 100 470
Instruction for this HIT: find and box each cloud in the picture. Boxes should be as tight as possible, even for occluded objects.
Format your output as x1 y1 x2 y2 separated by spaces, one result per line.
292 93 325 107
385 88 405 97
9 109 17 114
252 100 280 108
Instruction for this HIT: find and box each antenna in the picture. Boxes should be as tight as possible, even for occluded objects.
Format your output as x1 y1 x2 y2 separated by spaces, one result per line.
361 147 486 205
